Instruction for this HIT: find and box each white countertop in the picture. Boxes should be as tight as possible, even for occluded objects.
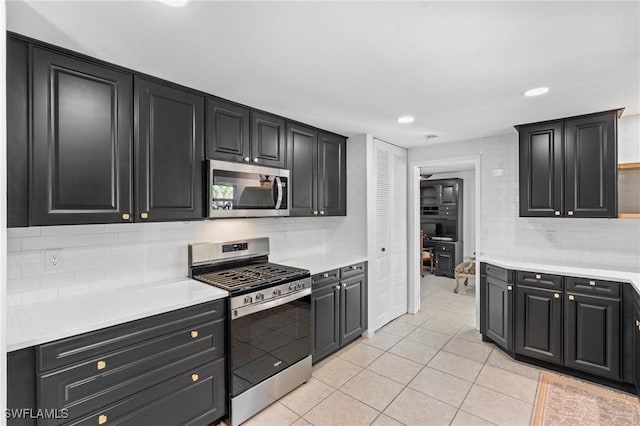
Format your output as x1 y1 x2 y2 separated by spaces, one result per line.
273 254 369 276
478 255 640 294
7 278 228 352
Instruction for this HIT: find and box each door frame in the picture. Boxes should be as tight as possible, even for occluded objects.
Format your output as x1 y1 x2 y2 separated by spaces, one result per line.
407 155 482 328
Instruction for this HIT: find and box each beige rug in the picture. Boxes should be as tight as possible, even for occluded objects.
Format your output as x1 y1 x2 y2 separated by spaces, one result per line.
532 372 640 426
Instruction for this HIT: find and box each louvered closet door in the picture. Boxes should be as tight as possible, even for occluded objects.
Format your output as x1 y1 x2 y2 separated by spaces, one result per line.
372 139 408 330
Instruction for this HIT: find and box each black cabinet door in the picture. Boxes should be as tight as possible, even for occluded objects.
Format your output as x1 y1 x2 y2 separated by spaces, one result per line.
564 112 617 218
564 293 620 380
287 122 318 217
515 286 562 365
435 251 454 277
634 299 640 395
317 132 347 216
485 275 513 352
31 47 133 225
311 283 340 362
518 121 564 217
439 180 458 206
135 78 204 222
340 275 365 345
206 97 250 162
250 110 286 168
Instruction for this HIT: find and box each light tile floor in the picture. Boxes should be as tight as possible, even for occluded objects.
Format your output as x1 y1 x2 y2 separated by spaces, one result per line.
244 274 543 426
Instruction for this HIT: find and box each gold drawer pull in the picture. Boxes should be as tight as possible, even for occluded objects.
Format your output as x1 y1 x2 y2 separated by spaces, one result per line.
554 293 560 299
535 274 541 280
140 212 149 219
190 330 198 338
568 295 575 301
191 373 199 382
554 211 561 216
507 285 513 291
97 360 106 370
567 211 574 216
98 414 107 424
121 213 130 220
351 266 358 270
323 273 329 278
589 281 596 286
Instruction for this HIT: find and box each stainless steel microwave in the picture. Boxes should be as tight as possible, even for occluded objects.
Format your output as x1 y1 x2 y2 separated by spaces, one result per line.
207 160 290 218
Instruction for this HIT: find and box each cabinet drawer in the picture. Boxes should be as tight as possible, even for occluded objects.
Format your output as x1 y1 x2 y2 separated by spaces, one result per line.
438 206 457 216
37 300 224 372
340 263 366 279
67 358 226 426
517 271 562 290
38 319 224 425
481 263 511 282
565 277 621 298
312 269 340 288
435 244 454 253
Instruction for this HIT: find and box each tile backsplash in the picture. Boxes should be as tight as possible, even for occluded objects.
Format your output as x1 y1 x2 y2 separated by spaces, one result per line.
7 217 348 306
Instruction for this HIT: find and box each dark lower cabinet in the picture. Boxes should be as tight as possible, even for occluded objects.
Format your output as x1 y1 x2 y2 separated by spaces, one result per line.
135 77 204 222
564 293 621 380
312 263 367 363
31 47 133 225
633 296 640 395
515 286 562 364
7 300 227 426
433 242 462 278
484 274 514 352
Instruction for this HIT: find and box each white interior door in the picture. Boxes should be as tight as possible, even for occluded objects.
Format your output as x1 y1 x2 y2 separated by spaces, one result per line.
371 138 407 330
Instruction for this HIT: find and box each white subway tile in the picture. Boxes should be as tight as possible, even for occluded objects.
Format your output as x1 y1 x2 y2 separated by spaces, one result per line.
7 293 23 307
58 234 93 248
22 288 58 305
22 236 58 250
8 227 41 238
7 238 22 252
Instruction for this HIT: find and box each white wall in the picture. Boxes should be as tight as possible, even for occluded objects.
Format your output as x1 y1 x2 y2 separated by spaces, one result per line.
408 114 640 272
619 114 640 163
423 171 476 258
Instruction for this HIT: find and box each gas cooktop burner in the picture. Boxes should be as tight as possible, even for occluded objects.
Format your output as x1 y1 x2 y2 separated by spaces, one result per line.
195 262 308 292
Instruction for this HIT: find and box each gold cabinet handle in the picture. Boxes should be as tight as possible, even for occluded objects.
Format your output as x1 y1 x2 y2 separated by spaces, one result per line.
568 295 575 301
243 156 250 162
554 293 560 299
323 273 329 278
97 360 106 370
351 266 358 270
140 212 148 219
122 213 130 220
636 320 640 327
190 330 198 338
568 211 574 216
253 157 259 163
535 274 541 280
320 210 326 215
554 211 561 216
342 283 347 289
191 373 199 382
312 210 319 215
507 285 513 291
98 414 107 425
589 280 596 286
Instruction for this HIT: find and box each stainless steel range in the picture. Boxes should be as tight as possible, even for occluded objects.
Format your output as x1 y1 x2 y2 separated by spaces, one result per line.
188 238 311 426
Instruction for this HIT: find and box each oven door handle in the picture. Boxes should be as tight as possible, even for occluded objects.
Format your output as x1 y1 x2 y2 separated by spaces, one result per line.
232 288 311 320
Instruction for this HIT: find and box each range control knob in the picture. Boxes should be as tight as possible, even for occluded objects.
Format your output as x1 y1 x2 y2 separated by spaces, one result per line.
273 289 281 297
289 283 297 291
244 296 253 304
297 281 304 289
255 293 264 301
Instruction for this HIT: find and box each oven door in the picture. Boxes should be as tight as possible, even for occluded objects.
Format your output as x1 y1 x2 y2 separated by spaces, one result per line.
229 290 311 397
208 160 289 218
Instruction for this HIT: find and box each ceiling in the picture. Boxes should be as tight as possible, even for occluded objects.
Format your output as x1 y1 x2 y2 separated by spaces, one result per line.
6 1 639 148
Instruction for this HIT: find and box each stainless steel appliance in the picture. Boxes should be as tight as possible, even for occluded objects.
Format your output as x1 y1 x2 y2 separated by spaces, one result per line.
207 160 289 218
188 238 311 426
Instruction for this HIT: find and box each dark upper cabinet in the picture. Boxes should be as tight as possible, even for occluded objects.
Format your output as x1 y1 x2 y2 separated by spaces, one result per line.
318 131 347 216
564 113 617 218
251 110 286 168
483 273 514 352
518 121 564 217
311 282 340 362
206 97 250 162
515 285 563 365
517 109 621 218
340 275 366 345
135 77 204 222
287 123 318 216
31 47 133 225
439 181 458 206
564 292 621 380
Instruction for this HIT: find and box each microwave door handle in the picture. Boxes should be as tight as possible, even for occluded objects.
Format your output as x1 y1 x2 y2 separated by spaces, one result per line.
274 176 283 209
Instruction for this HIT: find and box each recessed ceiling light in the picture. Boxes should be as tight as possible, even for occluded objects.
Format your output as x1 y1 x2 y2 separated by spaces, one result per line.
524 87 550 97
397 116 415 124
158 0 189 6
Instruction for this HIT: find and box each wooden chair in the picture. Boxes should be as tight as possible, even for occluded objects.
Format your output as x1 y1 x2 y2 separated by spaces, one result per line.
420 230 434 277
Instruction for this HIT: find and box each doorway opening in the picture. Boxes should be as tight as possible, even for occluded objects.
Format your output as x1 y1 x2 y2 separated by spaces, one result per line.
408 155 481 330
